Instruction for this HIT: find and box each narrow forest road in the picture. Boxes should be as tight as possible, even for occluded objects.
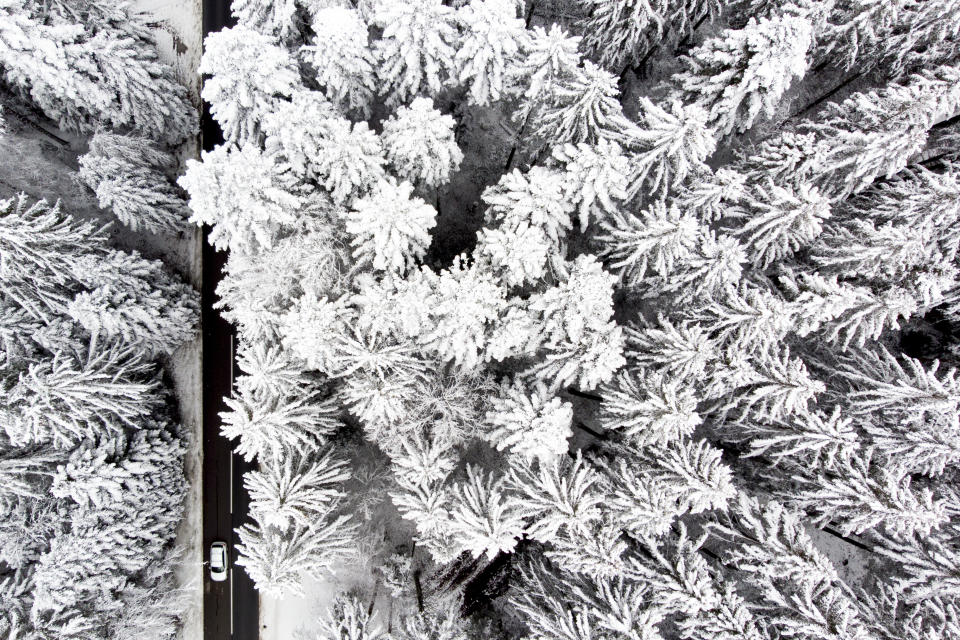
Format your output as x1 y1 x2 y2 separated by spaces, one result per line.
200 1 260 639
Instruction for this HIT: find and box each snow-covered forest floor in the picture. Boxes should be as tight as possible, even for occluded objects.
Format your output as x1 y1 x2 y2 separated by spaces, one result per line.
129 4 204 640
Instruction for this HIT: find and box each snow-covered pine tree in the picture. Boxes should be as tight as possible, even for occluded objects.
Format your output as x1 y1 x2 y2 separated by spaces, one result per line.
260 90 387 205
626 98 716 200
738 405 860 467
215 222 346 342
4 343 160 448
506 452 604 544
741 64 960 200
0 0 196 142
525 255 627 390
508 24 582 121
220 382 341 461
345 179 437 275
622 524 769 640
709 495 872 640
0 195 106 321
0 196 198 356
596 201 702 285
552 140 630 231
474 167 571 287
578 0 669 72
791 273 919 351
692 285 796 354
513 562 669 640
310 592 385 640
29 422 185 622
392 603 468 640
66 249 199 356
816 0 960 77
380 98 463 189
199 25 302 145
874 525 960 605
597 370 702 446
671 9 813 136
483 166 574 248
454 0 528 106
623 314 718 382
244 448 349 529
301 7 377 117
235 516 354 598
178 143 303 254
788 449 947 537
231 0 302 42
77 132 188 235
607 437 737 515
729 181 831 268
371 0 459 108
416 258 505 370
504 24 582 168
448 465 525 559
533 61 636 146
484 378 573 461
834 346 959 427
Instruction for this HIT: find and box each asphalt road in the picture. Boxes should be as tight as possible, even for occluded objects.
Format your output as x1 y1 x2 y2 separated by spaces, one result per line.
200 1 259 639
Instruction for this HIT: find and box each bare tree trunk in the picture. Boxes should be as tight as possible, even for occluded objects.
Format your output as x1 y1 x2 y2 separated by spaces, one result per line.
675 11 711 51
574 421 608 440
823 525 875 552
788 72 864 121
525 0 537 28
566 387 605 402
367 582 379 616
504 111 531 172
414 570 424 612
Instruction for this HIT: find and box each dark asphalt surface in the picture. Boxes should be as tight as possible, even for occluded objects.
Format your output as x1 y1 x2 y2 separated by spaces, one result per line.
201 2 259 639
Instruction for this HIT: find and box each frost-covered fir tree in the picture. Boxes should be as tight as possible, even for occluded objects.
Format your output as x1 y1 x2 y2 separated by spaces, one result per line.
235 516 354 598
345 179 437 274
0 196 198 357
454 0 528 106
199 25 302 144
449 465 525 559
672 10 813 136
534 61 636 145
552 140 630 231
231 0 301 41
484 379 573 461
179 144 302 254
380 98 463 189
627 98 716 199
301 7 377 117
67 249 200 356
0 0 196 142
371 0 458 108
578 0 671 71
525 255 626 390
77 133 188 235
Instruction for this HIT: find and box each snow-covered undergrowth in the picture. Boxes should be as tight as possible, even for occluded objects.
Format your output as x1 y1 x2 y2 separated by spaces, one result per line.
0 2 200 638
187 0 960 637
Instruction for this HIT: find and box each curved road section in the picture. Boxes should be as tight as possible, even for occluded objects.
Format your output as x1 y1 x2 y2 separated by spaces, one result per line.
201 1 259 639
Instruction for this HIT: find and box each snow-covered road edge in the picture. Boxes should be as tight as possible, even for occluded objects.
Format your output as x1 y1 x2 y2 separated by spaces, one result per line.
132 3 204 640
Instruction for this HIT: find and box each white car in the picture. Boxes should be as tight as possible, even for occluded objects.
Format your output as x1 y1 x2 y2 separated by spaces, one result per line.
210 541 228 582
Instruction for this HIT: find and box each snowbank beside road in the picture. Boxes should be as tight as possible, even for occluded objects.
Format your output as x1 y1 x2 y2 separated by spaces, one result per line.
130 4 203 640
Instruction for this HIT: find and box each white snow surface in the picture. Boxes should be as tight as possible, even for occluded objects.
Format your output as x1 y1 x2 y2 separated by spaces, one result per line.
130 3 203 640
261 563 376 640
